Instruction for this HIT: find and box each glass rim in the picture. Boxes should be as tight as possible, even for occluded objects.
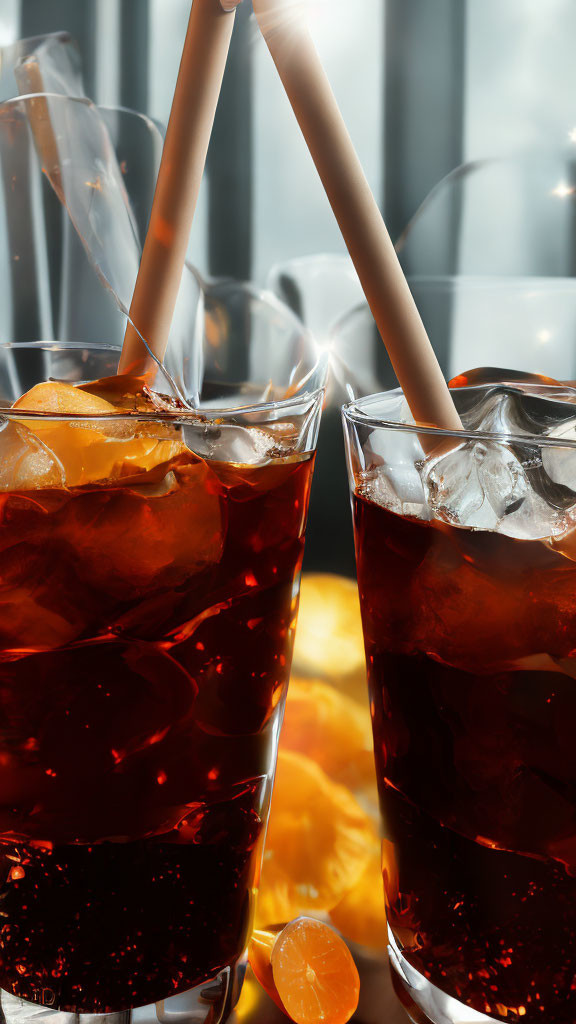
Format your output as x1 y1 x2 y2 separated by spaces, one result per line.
0 342 325 424
342 389 576 451
4 388 325 426
0 91 93 114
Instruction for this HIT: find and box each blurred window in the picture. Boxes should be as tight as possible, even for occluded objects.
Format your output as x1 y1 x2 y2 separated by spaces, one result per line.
3 0 576 283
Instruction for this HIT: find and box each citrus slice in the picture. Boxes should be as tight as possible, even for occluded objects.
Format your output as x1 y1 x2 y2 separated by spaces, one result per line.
14 381 117 415
248 928 284 1012
256 750 374 927
13 381 186 486
330 843 387 951
272 918 360 1024
282 678 375 791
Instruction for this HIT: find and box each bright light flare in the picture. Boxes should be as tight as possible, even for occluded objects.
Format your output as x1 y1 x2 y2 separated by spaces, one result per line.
552 182 575 198
0 19 16 49
537 329 553 344
253 0 311 40
253 0 335 39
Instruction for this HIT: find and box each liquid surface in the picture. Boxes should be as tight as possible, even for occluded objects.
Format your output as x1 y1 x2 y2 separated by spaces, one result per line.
0 394 314 1013
354 492 576 1024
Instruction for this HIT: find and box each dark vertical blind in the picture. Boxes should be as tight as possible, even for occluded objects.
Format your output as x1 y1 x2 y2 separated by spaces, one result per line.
206 1 253 281
384 0 466 246
120 0 150 114
20 0 97 100
383 0 467 379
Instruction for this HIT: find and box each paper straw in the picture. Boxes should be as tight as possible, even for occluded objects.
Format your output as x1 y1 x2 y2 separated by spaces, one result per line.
253 0 462 433
118 0 239 377
14 59 63 200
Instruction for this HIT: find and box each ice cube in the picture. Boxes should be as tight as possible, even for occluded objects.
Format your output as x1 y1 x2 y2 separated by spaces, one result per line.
498 485 568 541
0 518 100 651
422 441 528 530
184 422 293 465
452 368 576 437
416 370 576 539
541 420 576 492
423 438 571 540
0 420 64 490
0 579 86 651
367 428 426 503
70 458 225 601
457 389 532 437
360 427 429 518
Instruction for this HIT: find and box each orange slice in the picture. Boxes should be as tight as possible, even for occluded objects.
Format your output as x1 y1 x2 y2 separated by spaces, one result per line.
13 381 186 486
330 843 387 951
282 678 375 791
256 750 374 927
249 920 360 1024
272 918 360 1024
248 928 284 1013
14 381 117 415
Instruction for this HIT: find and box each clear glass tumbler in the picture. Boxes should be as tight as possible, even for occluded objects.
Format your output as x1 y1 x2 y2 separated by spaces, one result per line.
343 382 576 1024
0 73 325 1024
0 340 322 1023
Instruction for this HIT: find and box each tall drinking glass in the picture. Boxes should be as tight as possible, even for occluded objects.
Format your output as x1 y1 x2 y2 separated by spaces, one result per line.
343 381 576 1024
0 83 325 1023
0 340 322 1024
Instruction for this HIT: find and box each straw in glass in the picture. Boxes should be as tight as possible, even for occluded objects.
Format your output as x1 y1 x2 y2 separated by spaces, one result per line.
118 0 240 377
253 0 462 435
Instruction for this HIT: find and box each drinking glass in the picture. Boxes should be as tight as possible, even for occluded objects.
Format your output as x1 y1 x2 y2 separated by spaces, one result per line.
0 339 322 1024
267 254 363 345
343 384 576 1024
331 151 576 399
0 78 325 1024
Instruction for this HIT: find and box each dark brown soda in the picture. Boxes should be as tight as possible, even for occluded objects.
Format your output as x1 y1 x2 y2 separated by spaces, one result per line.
0 448 314 1013
354 492 576 1024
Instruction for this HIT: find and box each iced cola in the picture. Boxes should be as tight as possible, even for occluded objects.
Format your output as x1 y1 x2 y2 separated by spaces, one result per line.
0 376 315 1013
346 372 576 1024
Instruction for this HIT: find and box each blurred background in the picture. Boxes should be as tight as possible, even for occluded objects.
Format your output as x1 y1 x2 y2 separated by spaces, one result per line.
2 0 576 572
1 0 574 279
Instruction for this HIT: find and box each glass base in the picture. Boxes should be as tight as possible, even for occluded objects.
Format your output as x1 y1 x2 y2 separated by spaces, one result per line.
0 962 245 1024
388 929 498 1024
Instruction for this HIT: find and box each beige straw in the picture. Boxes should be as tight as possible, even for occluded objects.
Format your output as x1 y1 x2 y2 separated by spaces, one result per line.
118 0 240 377
14 59 64 200
253 0 462 433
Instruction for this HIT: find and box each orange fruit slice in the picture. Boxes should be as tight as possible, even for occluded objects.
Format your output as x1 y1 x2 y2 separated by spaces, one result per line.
272 918 360 1024
14 381 117 416
249 920 360 1024
292 574 366 685
256 750 374 927
282 678 375 791
330 842 387 951
248 928 284 1013
13 381 186 486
